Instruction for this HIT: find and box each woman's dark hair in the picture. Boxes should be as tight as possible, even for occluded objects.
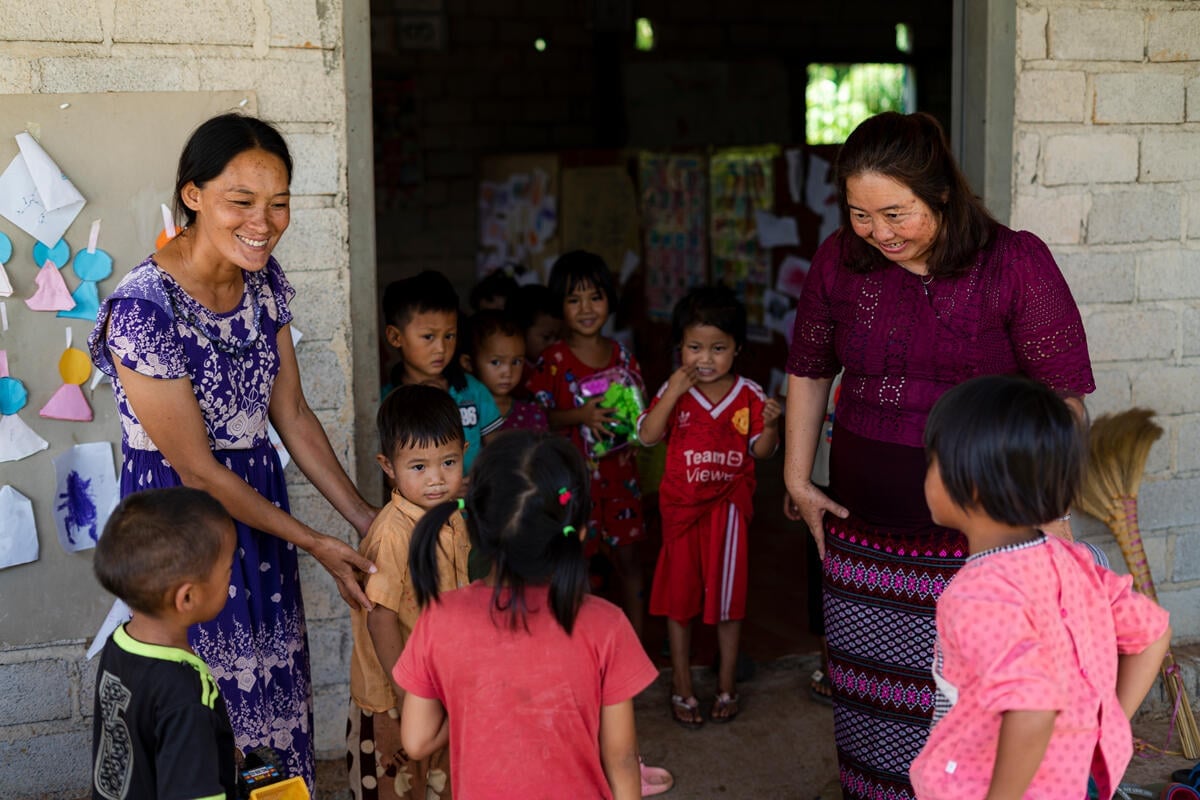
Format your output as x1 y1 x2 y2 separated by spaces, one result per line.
463 310 524 360
377 384 464 458
508 284 558 329
835 111 997 277
672 285 747 348
94 488 233 614
409 431 591 634
924 375 1085 527
174 113 293 227
547 250 616 313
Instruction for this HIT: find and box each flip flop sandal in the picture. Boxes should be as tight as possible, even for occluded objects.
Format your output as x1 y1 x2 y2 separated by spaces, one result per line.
639 757 674 797
809 669 834 707
669 694 703 729
1161 785 1200 799
710 691 740 724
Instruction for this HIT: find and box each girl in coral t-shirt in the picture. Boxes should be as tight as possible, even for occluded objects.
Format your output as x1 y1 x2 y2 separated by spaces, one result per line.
393 431 671 799
912 376 1170 800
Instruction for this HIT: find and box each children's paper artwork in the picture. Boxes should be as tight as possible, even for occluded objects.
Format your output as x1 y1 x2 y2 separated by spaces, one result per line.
0 266 11 298
0 485 38 570
763 288 796 338
86 599 133 660
710 147 778 338
0 132 86 248
776 255 811 299
0 231 11 264
33 238 70 268
754 210 800 249
40 346 93 421
53 441 118 553
785 148 803 204
25 261 75 312
0 349 49 462
57 279 99 321
639 152 709 320
805 153 840 245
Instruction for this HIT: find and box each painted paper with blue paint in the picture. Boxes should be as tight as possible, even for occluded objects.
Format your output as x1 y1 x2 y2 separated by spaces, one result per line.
52 442 118 553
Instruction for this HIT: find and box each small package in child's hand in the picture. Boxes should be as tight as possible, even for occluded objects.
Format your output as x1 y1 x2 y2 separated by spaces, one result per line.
576 366 645 460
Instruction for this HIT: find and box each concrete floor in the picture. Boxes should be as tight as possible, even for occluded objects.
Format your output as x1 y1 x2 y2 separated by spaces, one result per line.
318 654 1199 799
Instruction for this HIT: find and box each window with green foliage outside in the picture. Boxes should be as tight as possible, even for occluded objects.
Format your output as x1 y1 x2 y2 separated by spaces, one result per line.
805 64 915 145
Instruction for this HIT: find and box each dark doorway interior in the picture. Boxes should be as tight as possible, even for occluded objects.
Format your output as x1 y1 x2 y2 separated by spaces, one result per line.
369 0 954 661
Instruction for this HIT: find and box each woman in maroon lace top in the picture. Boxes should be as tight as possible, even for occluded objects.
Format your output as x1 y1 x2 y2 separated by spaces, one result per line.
783 112 1094 800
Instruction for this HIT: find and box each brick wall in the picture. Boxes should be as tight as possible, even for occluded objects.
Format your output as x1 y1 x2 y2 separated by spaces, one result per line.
0 1 363 796
1012 1 1200 637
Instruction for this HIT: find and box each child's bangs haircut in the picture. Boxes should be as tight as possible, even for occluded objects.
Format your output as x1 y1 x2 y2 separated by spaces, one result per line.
464 310 524 360
382 270 460 329
378 384 464 457
93 488 233 614
409 431 591 633
548 250 616 309
924 375 1084 527
672 284 747 348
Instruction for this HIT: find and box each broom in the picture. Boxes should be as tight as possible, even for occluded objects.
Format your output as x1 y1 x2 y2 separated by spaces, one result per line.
1075 408 1200 759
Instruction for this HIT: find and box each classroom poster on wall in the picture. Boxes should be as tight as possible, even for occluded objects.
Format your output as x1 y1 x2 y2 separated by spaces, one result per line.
560 164 641 283
709 146 779 342
638 153 707 321
478 154 559 279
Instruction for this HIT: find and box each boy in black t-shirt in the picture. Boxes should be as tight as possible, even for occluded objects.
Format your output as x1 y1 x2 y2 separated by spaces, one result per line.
91 488 238 800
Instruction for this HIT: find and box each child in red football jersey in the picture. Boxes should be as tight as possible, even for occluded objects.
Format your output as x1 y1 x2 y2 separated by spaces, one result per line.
638 286 781 727
528 251 647 637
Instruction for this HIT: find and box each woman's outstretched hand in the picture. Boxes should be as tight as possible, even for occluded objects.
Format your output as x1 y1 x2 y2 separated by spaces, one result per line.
783 481 848 560
308 532 377 610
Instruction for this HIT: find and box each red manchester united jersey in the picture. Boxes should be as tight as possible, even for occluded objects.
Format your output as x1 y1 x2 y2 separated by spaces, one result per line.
642 376 766 511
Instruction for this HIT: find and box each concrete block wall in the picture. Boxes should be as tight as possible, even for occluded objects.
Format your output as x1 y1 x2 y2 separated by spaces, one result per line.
1014 1 1200 640
0 0 363 796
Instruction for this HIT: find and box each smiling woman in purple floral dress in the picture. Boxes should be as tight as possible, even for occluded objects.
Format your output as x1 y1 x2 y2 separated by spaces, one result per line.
89 114 378 789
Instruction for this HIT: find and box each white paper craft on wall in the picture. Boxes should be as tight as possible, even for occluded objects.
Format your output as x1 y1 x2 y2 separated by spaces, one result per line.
40 328 93 421
53 441 118 553
0 131 86 248
0 231 12 297
0 350 49 462
60 219 111 321
0 485 38 570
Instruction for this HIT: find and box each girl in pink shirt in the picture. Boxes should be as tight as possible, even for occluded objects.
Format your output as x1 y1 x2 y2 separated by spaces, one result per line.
912 375 1171 800
394 431 671 800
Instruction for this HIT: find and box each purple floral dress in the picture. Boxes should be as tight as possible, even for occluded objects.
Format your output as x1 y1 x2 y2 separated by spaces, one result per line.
89 256 314 788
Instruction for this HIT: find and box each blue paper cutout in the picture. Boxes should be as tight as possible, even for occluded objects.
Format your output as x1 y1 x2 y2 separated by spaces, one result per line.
72 248 113 282
57 471 99 546
57 280 100 321
0 232 11 264
33 239 70 268
0 376 28 415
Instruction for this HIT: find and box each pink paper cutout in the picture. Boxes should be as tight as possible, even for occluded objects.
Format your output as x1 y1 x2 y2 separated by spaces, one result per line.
25 262 75 312
39 383 93 421
0 264 11 298
0 351 7 377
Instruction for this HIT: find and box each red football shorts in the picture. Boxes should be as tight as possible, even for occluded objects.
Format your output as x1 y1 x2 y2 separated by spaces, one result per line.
650 500 748 625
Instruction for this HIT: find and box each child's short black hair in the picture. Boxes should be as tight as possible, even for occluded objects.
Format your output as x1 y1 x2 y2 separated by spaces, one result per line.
468 270 519 312
924 375 1084 527
409 431 591 634
508 284 559 328
378 384 465 458
382 270 460 329
672 285 747 348
463 310 524 360
547 251 616 310
93 488 233 615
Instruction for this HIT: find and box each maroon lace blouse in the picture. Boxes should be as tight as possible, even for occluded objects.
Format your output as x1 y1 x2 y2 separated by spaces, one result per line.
787 226 1095 448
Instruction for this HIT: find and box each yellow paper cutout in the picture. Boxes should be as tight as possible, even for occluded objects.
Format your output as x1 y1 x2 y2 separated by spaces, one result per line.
59 347 91 385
